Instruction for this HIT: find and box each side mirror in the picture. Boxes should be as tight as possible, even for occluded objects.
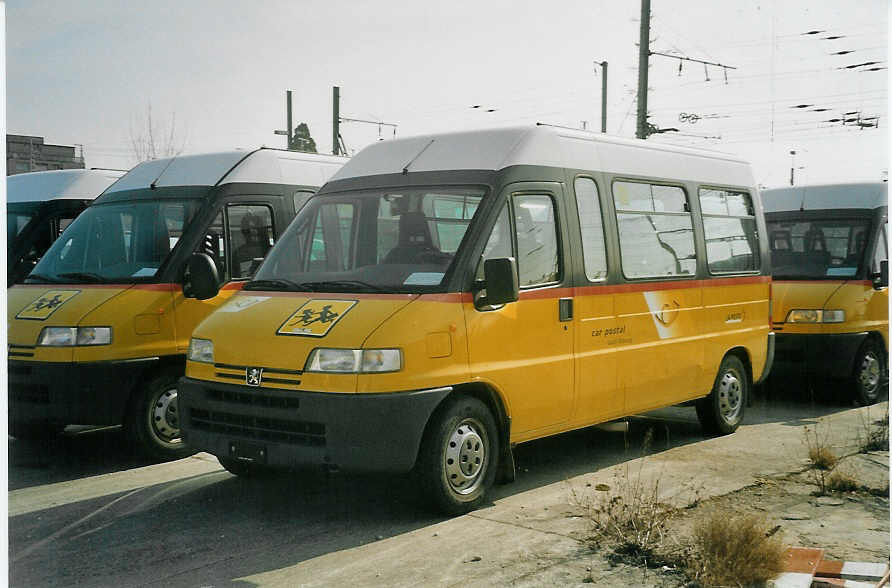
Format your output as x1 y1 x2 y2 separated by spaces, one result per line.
183 253 221 300
479 257 519 307
874 260 888 289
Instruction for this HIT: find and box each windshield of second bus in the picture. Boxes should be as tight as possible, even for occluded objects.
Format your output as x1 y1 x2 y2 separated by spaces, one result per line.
27 198 202 284
248 187 485 293
767 217 871 279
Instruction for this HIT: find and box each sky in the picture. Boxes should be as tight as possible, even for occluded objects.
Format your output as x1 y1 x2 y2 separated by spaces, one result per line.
5 0 889 188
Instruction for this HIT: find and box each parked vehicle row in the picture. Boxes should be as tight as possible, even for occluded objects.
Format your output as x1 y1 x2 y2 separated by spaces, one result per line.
7 148 346 458
7 127 888 513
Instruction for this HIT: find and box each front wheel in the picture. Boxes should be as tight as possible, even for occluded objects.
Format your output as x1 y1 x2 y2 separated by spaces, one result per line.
125 371 196 461
852 340 884 406
415 396 499 515
697 355 748 436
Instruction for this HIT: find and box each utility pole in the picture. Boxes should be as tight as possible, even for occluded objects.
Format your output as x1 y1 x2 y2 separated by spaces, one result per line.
635 0 651 139
789 150 796 186
598 61 608 133
286 90 293 149
332 86 341 155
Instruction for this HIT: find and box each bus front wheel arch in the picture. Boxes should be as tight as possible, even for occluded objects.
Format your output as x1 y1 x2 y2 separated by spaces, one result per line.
414 394 500 515
852 338 885 406
696 354 748 436
124 369 197 462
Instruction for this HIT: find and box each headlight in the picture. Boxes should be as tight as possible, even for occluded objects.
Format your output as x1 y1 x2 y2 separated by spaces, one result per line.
76 327 112 345
821 309 845 323
188 338 215 363
37 327 112 346
305 348 402 373
786 309 845 323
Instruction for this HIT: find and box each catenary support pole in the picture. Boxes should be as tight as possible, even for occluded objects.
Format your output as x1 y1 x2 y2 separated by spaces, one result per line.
332 86 341 155
635 0 651 139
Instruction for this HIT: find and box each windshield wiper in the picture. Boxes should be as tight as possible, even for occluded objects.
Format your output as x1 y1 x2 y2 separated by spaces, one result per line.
57 272 107 283
244 278 306 291
24 273 61 284
299 280 386 293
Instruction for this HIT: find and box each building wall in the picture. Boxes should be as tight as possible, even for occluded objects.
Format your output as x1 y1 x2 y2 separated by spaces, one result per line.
7 134 85 175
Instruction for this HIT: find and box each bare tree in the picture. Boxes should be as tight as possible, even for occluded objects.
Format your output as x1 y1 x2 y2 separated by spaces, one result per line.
129 103 188 162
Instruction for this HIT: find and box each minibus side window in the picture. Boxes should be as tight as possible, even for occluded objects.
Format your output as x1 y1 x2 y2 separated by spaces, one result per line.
573 177 607 281
293 190 314 214
475 205 512 281
197 211 227 283
873 224 888 273
228 204 275 279
613 181 696 279
699 188 759 274
513 194 560 287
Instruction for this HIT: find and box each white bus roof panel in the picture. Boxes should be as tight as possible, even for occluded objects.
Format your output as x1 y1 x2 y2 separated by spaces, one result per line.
762 183 888 213
7 169 126 203
106 149 347 193
330 125 755 188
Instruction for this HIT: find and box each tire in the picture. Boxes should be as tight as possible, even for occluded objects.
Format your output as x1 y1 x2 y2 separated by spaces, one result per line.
697 355 748 436
10 422 64 441
125 370 196 461
415 396 499 515
218 456 271 477
852 340 884 406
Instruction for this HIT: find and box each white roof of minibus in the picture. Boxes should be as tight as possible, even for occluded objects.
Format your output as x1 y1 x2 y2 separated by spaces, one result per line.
329 125 755 187
7 169 125 203
105 148 347 194
762 183 888 213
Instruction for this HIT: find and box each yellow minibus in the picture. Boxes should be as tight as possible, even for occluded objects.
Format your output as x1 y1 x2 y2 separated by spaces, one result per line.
179 126 773 513
7 148 345 459
763 183 888 405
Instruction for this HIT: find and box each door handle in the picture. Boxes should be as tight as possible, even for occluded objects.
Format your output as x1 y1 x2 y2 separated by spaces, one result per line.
559 298 573 322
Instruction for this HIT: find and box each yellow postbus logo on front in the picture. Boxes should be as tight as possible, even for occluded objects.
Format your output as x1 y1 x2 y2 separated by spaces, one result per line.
277 299 357 337
16 290 81 320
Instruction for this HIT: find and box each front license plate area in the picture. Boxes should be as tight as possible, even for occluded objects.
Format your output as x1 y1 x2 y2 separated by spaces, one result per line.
229 440 268 464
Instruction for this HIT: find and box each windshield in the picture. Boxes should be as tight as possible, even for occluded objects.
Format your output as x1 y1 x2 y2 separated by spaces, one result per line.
250 186 486 293
28 198 202 283
767 217 871 279
7 204 39 250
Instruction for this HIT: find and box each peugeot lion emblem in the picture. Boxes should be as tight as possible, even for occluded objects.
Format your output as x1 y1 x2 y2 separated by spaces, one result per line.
246 367 263 386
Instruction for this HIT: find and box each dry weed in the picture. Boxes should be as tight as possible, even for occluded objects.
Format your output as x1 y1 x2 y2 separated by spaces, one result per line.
803 423 840 495
858 409 889 453
687 511 785 587
826 470 859 493
571 428 679 565
808 445 838 470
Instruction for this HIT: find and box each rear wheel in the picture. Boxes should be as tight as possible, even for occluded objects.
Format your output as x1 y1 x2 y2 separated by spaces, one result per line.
416 396 499 515
697 355 748 435
852 340 884 406
125 371 196 461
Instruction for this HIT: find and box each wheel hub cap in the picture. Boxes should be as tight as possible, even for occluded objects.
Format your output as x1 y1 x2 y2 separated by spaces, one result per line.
860 352 880 393
718 371 742 423
445 420 485 495
152 388 180 444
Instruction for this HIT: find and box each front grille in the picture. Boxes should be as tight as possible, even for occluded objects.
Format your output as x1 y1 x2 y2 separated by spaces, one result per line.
213 362 303 388
188 408 325 447
207 388 300 409
8 345 35 359
11 384 50 404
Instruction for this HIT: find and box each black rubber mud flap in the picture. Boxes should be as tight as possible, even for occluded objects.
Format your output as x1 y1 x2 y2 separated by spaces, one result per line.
496 416 515 484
